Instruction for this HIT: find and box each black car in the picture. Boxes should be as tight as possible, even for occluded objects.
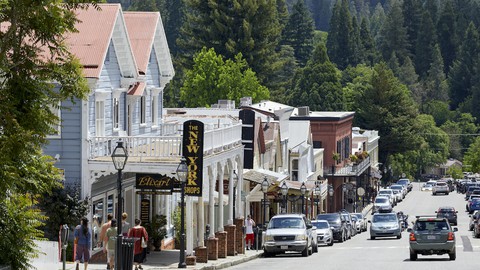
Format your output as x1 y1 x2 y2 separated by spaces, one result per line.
436 207 458 226
317 213 348 242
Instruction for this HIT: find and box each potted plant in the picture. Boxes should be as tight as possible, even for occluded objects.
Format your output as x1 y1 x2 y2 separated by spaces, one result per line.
349 154 358 164
146 214 167 251
332 152 340 162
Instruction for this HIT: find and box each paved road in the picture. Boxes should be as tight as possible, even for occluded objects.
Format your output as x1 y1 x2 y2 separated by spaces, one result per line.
228 182 479 270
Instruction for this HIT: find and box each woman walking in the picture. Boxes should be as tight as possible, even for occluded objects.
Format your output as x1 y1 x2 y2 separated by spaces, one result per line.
74 217 91 270
128 218 148 270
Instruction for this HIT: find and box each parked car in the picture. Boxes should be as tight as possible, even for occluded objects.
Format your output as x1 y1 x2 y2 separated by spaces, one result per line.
352 213 367 232
397 178 413 192
408 216 457 261
372 196 392 214
421 183 433 191
391 189 403 202
390 184 407 198
467 198 480 214
469 211 480 231
311 220 334 246
465 186 480 200
435 207 458 226
378 189 396 206
263 214 314 257
317 213 348 242
432 181 450 195
368 212 402 240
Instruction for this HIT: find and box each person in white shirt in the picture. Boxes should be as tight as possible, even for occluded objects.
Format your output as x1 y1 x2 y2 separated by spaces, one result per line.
244 215 255 250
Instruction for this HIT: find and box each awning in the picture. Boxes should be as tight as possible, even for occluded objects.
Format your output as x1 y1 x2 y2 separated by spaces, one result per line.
371 167 382 179
127 81 146 96
242 169 289 184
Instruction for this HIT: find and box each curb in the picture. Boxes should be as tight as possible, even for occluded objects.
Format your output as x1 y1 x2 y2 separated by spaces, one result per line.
199 253 262 270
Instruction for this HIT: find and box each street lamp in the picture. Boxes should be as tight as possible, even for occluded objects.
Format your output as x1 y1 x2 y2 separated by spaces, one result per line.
281 182 288 213
176 157 188 269
111 141 128 270
300 182 306 214
328 184 334 212
261 177 269 227
342 184 347 210
314 183 321 215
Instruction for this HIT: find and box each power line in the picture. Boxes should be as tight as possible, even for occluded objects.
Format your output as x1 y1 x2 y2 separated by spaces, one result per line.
419 133 480 136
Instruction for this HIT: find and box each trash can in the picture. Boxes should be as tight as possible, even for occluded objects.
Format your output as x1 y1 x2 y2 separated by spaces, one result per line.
122 237 135 270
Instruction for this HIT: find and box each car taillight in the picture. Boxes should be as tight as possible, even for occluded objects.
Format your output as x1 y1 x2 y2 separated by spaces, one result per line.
409 233 416 241
447 232 454 241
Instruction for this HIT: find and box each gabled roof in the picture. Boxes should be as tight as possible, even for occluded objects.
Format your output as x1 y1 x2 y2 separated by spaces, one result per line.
124 12 158 75
67 4 137 79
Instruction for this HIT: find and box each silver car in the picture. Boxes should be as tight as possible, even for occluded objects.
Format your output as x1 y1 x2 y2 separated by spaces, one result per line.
368 212 402 240
312 220 334 246
372 196 392 214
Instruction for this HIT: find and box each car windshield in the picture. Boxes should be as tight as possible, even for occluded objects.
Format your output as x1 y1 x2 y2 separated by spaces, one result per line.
268 217 305 229
397 180 409 185
372 214 397 223
354 213 363 219
391 185 402 190
317 214 340 223
375 197 388 203
312 221 329 229
415 221 449 231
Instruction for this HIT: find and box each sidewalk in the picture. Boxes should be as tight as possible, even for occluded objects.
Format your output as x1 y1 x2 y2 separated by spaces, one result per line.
58 249 262 270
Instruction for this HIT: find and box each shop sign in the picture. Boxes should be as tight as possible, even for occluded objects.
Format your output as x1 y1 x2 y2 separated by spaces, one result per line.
182 120 204 197
140 199 150 225
136 173 174 192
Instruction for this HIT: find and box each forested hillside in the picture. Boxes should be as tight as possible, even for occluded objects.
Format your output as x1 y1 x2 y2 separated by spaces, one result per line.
108 0 480 176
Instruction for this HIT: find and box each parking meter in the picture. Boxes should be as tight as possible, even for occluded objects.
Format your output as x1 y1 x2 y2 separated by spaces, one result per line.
60 224 69 270
205 224 211 241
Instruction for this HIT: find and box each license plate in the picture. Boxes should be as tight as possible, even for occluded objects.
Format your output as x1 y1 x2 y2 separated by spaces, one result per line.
281 245 288 250
427 235 437 240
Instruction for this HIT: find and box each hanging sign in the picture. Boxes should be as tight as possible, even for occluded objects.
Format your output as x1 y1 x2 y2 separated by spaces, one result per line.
136 173 174 192
182 120 204 196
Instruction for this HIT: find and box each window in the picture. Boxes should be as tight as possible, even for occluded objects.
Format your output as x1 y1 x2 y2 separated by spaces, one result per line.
113 98 119 129
95 100 105 136
140 96 146 124
151 95 158 126
313 141 322 149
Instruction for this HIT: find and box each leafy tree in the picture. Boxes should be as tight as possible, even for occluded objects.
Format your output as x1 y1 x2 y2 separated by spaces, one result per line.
290 43 344 111
354 62 420 168
396 57 421 105
413 114 450 169
310 0 332 31
423 100 452 126
437 0 457 74
326 0 354 69
358 17 377 66
448 22 480 110
464 137 480 173
415 10 437 79
378 0 410 63
269 45 299 104
0 2 97 268
421 44 449 103
341 64 373 111
180 47 269 107
440 120 463 160
281 0 315 67
369 3 386 45
402 0 422 56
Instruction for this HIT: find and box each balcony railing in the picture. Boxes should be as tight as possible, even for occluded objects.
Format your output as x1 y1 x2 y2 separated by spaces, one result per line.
89 122 243 160
324 156 371 177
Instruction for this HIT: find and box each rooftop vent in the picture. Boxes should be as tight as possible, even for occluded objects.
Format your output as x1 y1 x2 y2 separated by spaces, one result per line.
298 106 310 116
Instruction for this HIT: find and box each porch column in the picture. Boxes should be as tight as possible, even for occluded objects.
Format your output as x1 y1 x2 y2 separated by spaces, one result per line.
236 163 244 218
217 162 225 232
197 169 207 247
209 166 216 238
228 161 234 224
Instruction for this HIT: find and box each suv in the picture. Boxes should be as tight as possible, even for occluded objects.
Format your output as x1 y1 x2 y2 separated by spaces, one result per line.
432 181 450 195
408 216 457 261
435 207 458 225
317 213 348 242
397 178 413 192
263 214 314 257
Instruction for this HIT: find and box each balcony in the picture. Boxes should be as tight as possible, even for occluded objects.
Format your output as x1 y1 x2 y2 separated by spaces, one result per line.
88 122 243 163
324 156 371 177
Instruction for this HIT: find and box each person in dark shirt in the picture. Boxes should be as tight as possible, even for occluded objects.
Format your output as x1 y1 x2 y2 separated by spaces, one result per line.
74 217 91 270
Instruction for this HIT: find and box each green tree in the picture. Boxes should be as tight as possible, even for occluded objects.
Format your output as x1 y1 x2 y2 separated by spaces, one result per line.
402 0 422 56
290 43 344 111
423 100 452 126
341 64 373 111
437 0 457 74
128 0 157 11
464 137 480 173
269 45 299 104
440 120 463 160
354 62 420 167
155 0 185 55
396 57 421 105
369 3 386 45
180 47 269 107
281 0 315 67
415 10 437 79
0 2 96 268
359 17 377 66
378 0 410 63
421 44 449 104
326 0 354 69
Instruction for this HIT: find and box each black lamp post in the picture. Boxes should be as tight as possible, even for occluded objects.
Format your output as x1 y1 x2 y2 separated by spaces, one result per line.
342 184 347 210
314 183 321 215
177 157 188 269
111 141 128 270
281 182 288 213
300 182 306 214
328 184 334 213
261 177 269 227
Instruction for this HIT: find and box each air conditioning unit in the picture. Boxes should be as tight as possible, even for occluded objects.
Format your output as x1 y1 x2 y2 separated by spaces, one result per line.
240 97 252 107
298 106 310 116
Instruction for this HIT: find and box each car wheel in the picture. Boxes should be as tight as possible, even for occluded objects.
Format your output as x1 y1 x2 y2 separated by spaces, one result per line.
338 233 344 243
263 249 272 257
410 250 417 261
449 250 456 260
397 234 402 239
302 246 309 257
370 236 375 240
446 192 449 195
469 225 473 231
314 244 318 253
328 240 334 246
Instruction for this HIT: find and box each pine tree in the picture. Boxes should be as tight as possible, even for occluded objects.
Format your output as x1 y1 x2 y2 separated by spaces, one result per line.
359 17 377 66
437 0 457 74
397 57 421 105
402 0 422 55
281 0 315 67
290 43 344 111
422 44 449 103
425 0 439 24
270 45 299 104
415 10 437 79
158 0 185 55
128 0 157 11
326 0 354 69
378 0 410 63
448 22 480 110
369 3 386 45
310 0 332 31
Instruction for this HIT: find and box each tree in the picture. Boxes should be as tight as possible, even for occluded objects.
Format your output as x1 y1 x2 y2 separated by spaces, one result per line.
437 0 457 74
0 2 97 268
369 3 386 45
415 10 437 79
155 0 185 55
354 62 420 167
180 47 269 108
128 0 157 11
326 0 354 70
378 0 410 63
423 100 452 126
464 137 480 173
396 57 421 105
289 43 344 111
269 45 299 104
421 44 449 103
281 0 315 67
402 0 422 56
440 120 463 160
358 17 377 66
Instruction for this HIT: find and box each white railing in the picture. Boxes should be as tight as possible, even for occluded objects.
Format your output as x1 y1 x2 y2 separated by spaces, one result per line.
89 123 242 160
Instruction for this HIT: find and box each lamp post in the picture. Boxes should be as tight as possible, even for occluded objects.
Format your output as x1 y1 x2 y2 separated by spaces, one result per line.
281 182 288 213
300 182 306 214
314 183 321 215
261 177 269 227
111 141 128 270
342 184 347 210
328 184 334 213
176 157 188 269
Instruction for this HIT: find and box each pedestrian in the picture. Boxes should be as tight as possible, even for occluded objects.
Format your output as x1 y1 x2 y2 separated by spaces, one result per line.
128 218 148 270
74 217 91 270
92 215 100 249
244 215 255 250
122 212 131 237
99 213 113 269
104 219 117 270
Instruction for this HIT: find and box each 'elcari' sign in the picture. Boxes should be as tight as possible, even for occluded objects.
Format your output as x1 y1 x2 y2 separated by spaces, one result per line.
182 120 204 196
